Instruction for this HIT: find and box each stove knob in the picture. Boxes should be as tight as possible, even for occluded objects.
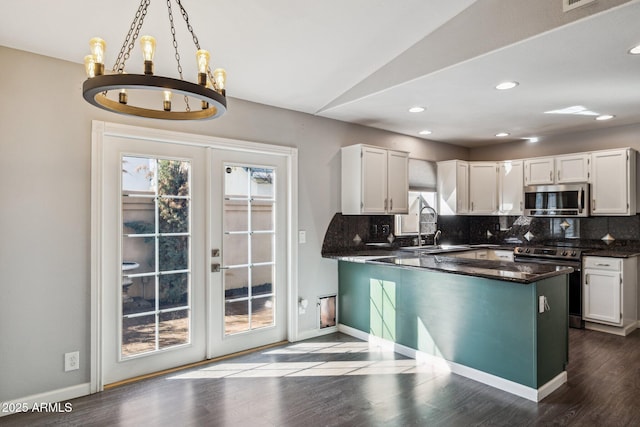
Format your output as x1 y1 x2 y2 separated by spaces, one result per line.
561 251 568 256
525 248 531 253
571 251 577 257
517 248 524 253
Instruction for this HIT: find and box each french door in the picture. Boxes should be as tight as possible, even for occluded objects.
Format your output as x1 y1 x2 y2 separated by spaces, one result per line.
208 149 288 358
95 124 291 386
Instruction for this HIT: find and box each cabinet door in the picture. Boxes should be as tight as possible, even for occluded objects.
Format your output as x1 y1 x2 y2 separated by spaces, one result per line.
361 146 388 214
437 161 467 215
387 150 409 214
555 154 589 183
524 158 554 185
499 160 523 214
469 163 497 214
583 268 622 325
591 149 630 215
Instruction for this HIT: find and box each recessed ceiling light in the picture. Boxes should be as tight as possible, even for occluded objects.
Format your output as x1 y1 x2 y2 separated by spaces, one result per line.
409 106 425 113
495 132 510 137
596 114 615 121
495 81 519 90
418 130 432 135
629 44 640 55
526 137 540 143
544 105 599 116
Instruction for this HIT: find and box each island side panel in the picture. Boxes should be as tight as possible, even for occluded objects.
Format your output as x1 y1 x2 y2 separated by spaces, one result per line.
535 274 569 386
338 261 554 388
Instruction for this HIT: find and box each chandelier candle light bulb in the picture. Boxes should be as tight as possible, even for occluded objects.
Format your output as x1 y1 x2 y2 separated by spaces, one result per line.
88 37 105 75
196 49 210 85
163 90 172 111
140 35 156 75
84 55 96 78
213 68 226 95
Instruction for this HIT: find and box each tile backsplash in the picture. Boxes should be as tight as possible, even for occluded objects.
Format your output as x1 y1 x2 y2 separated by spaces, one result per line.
322 212 640 254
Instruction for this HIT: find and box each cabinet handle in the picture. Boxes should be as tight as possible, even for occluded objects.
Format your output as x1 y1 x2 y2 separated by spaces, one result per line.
585 275 589 285
592 199 596 211
384 198 388 211
471 201 474 211
390 199 393 211
595 263 611 267
549 170 553 181
520 201 523 211
558 170 561 181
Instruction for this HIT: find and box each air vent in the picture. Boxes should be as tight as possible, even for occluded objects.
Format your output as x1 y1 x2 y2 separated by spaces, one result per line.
563 0 596 12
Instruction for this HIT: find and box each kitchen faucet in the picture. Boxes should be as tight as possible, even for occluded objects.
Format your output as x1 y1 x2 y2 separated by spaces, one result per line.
417 195 439 247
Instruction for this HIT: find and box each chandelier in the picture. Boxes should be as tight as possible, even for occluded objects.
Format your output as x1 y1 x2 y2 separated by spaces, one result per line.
82 0 227 120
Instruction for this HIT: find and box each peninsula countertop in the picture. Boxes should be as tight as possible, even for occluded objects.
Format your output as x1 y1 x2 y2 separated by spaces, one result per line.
324 246 573 284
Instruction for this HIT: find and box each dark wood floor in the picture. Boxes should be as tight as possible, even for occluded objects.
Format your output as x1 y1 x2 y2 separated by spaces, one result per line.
4 328 640 426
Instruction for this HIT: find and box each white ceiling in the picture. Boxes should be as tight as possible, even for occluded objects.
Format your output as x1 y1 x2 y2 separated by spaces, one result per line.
1 0 639 148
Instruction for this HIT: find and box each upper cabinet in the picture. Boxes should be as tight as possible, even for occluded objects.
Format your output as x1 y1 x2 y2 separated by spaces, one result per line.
469 162 498 215
499 160 524 215
591 148 637 216
437 160 469 215
555 154 590 183
524 154 589 185
524 157 555 185
341 144 409 215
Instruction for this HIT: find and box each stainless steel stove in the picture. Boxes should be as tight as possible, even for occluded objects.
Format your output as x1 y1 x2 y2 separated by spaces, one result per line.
513 245 584 328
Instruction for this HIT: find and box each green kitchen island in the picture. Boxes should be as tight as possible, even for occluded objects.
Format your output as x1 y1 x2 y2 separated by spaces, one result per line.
336 257 570 402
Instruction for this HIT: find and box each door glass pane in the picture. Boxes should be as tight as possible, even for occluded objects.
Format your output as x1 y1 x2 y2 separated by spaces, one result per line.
252 296 274 329
159 236 189 271
251 200 274 231
225 300 250 334
223 164 277 335
224 199 248 232
251 233 273 264
223 233 249 266
122 315 156 357
159 310 189 349
251 265 273 296
121 155 192 358
225 267 248 299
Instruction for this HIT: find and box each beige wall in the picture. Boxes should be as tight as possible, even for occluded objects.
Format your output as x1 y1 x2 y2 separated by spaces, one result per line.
468 123 640 161
0 45 466 402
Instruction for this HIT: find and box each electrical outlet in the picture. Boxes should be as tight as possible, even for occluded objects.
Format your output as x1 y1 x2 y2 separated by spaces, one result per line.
65 351 79 372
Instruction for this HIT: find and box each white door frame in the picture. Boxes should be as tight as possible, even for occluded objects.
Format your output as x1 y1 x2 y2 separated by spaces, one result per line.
90 120 299 393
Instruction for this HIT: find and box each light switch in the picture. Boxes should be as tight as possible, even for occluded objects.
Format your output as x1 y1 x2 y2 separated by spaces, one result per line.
299 230 306 244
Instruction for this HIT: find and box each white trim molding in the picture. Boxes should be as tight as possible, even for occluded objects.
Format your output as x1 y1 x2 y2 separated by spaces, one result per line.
90 120 299 392
338 324 567 402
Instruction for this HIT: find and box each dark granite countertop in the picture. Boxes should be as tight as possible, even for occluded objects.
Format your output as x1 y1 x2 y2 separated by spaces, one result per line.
582 249 640 258
324 247 573 284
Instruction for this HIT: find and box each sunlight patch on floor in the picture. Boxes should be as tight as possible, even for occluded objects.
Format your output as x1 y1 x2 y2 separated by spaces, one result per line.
167 341 451 380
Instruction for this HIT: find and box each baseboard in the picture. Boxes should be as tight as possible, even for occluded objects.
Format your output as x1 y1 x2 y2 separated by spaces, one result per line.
293 325 339 342
0 383 91 417
585 321 638 336
337 324 566 403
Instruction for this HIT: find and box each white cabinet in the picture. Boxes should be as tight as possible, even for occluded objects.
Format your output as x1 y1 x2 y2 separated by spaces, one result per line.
591 148 637 216
469 162 498 214
583 256 637 335
555 154 590 183
341 144 409 215
437 160 468 215
524 154 589 185
524 157 554 185
499 160 523 215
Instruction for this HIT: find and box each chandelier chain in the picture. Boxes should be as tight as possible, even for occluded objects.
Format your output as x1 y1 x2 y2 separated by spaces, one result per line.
114 0 150 73
175 0 217 87
166 0 191 111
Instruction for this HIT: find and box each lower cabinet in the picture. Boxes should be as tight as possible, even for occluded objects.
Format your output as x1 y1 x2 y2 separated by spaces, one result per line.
582 256 637 335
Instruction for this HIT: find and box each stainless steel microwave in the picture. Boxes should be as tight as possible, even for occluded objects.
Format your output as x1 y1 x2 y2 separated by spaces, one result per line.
524 184 589 217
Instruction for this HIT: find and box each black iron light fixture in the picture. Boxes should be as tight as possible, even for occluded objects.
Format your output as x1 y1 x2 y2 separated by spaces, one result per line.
82 0 227 120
